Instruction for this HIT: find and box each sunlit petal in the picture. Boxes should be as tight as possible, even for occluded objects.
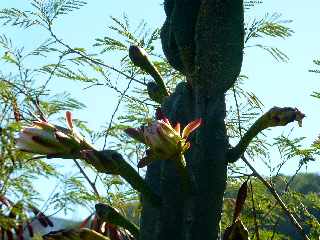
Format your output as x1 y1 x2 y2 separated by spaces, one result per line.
125 116 201 167
65 111 73 129
174 123 181 135
182 118 202 139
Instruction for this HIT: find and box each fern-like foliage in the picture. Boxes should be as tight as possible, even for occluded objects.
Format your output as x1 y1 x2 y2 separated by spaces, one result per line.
32 0 86 22
274 135 317 166
0 2 318 239
0 0 86 29
245 13 293 62
0 8 39 28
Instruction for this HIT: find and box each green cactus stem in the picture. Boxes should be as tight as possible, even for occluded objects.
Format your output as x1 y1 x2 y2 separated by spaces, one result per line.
227 107 305 163
95 203 140 239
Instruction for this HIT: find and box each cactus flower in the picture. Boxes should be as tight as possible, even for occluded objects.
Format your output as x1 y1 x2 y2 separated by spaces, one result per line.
125 116 202 168
15 111 90 156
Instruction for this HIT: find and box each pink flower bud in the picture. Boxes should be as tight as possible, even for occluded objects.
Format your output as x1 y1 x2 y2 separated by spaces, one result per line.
15 112 90 156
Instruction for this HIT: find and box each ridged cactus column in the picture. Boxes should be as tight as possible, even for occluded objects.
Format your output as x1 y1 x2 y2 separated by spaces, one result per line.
140 1 244 239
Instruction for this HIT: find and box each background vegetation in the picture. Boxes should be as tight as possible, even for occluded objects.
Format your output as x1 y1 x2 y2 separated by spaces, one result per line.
0 0 319 239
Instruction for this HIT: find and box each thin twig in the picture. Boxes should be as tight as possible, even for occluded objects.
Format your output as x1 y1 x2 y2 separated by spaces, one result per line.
232 89 309 239
40 53 65 92
73 159 100 198
102 76 134 149
267 163 305 238
0 78 46 121
284 162 304 192
40 180 60 213
249 180 260 240
241 155 310 240
232 86 243 137
48 25 146 86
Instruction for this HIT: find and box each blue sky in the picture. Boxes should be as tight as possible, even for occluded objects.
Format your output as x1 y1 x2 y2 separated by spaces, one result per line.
1 0 320 219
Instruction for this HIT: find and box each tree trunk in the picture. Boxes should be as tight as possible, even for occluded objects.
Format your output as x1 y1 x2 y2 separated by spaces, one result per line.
140 1 244 239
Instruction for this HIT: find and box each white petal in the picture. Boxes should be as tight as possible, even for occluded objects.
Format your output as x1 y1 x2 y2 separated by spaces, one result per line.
23 127 56 142
16 132 56 154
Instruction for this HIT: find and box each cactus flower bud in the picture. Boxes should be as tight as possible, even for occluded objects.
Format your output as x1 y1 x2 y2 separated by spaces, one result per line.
15 111 91 156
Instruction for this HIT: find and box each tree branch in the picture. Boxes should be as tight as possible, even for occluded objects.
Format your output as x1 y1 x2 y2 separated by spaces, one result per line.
241 155 310 240
73 159 100 198
249 180 260 240
102 75 133 150
227 107 305 163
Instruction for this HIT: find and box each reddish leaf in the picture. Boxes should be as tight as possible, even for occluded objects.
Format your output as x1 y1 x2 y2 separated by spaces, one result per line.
174 123 181 135
45 215 54 227
155 108 166 120
31 207 51 227
6 230 13 240
30 205 53 227
0 196 10 207
138 156 154 168
30 206 40 216
124 128 145 144
80 213 93 228
162 117 170 125
106 224 122 240
15 225 23 240
27 222 34 238
233 181 248 222
37 213 49 228
181 118 202 139
0 227 4 240
223 219 249 240
90 215 99 232
65 111 73 129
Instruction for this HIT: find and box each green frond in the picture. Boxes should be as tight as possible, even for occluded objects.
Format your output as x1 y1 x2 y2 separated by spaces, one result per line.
94 15 160 55
31 0 86 22
26 38 57 57
0 8 39 28
40 92 86 116
245 13 293 43
250 44 289 62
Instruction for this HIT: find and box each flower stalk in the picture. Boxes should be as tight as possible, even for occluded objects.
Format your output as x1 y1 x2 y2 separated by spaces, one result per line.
95 203 140 239
174 153 190 194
